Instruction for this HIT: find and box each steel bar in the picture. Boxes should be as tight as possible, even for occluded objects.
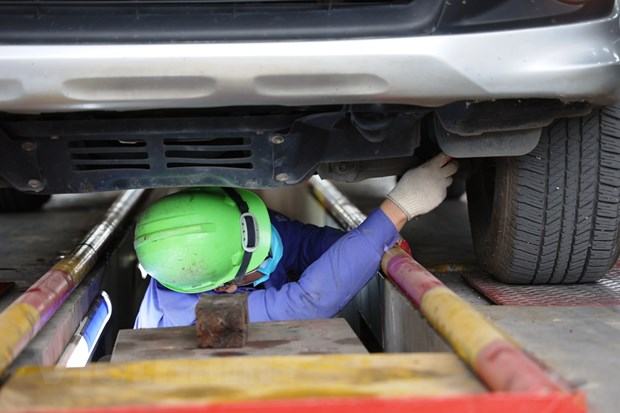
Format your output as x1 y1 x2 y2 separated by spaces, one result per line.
308 176 366 229
10 267 103 369
0 189 145 376
308 176 568 393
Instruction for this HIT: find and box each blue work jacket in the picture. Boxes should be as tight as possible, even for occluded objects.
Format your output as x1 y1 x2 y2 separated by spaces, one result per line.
134 209 399 328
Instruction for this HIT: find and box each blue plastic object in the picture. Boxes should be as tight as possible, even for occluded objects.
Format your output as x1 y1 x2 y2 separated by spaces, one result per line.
253 225 284 286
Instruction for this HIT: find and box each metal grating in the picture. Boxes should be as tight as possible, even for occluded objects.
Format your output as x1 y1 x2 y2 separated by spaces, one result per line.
68 139 149 171
163 137 253 169
66 136 255 171
463 263 620 306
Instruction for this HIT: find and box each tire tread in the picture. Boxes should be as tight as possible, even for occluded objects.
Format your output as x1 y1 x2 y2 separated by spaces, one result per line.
470 105 620 284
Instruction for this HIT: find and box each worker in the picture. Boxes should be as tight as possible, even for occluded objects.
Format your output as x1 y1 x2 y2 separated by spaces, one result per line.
133 153 458 328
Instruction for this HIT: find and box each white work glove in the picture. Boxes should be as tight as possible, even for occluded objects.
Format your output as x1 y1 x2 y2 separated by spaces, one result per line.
387 153 459 220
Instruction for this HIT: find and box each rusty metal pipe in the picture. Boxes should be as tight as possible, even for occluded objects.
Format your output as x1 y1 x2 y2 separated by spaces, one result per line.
308 176 568 393
0 190 146 375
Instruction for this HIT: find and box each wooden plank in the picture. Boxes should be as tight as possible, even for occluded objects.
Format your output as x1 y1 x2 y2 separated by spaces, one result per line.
111 318 367 362
0 353 486 411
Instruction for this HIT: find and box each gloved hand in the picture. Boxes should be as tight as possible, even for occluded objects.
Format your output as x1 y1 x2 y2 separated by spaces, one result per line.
387 153 458 220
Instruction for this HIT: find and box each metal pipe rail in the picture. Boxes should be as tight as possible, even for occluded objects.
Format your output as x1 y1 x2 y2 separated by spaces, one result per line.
308 176 568 394
0 190 146 376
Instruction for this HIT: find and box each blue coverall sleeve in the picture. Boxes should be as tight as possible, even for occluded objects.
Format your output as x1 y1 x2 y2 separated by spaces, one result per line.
269 211 344 276
248 209 399 322
134 278 200 329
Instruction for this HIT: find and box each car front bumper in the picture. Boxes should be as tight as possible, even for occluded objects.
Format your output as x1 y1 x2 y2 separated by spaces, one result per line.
0 6 619 114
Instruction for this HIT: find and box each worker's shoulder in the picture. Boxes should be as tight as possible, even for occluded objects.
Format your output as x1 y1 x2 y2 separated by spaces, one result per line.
268 209 295 228
267 209 321 235
268 209 291 224
267 209 322 230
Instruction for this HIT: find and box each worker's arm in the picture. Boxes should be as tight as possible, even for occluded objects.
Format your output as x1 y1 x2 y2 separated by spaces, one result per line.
248 208 399 321
247 153 457 322
380 198 407 232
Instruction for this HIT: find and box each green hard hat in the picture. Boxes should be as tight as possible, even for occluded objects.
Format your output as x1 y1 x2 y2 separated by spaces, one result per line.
134 187 271 293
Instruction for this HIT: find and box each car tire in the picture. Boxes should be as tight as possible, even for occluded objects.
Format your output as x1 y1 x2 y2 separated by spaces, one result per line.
467 105 620 284
0 188 51 212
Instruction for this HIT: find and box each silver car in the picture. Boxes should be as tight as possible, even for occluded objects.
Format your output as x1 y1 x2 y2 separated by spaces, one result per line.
0 0 619 285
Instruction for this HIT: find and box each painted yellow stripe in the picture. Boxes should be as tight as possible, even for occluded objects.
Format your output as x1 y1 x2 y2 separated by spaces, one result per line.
420 286 512 366
0 354 485 410
52 246 97 285
0 303 41 373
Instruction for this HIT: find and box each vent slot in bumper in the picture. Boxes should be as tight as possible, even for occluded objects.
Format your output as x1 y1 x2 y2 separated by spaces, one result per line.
164 137 253 169
68 139 150 171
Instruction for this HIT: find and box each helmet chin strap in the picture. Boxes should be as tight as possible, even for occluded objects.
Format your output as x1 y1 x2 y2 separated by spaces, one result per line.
222 188 257 283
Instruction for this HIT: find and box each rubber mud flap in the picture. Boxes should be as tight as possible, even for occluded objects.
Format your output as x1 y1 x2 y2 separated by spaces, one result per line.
435 120 541 158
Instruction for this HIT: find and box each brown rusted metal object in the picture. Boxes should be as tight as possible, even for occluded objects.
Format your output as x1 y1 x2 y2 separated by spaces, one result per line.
195 293 248 348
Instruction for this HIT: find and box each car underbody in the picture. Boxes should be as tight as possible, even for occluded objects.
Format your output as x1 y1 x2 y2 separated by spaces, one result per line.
0 99 595 193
